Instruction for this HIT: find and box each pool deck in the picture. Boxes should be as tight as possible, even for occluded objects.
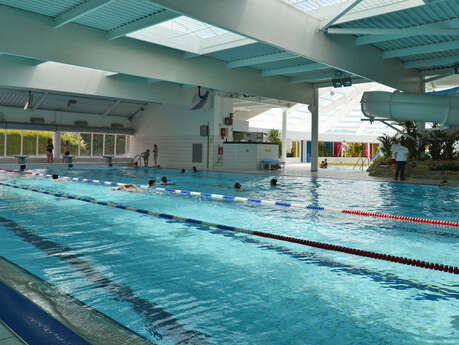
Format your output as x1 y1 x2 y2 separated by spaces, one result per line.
0 322 26 345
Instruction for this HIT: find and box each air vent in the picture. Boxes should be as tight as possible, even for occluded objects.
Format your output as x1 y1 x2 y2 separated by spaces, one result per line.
30 117 45 124
111 123 124 129
74 120 88 127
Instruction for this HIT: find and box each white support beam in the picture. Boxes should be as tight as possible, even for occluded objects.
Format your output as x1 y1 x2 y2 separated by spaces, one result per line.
149 0 421 92
404 55 459 69
32 92 48 111
54 0 116 28
424 71 456 83
107 10 179 40
262 63 329 77
103 100 121 116
183 52 200 59
290 71 351 84
228 51 299 69
420 67 453 77
384 40 459 59
0 6 313 105
321 0 363 32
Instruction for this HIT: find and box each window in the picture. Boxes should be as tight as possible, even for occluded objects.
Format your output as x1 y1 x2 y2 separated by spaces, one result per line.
104 135 114 155
79 133 91 156
60 132 79 155
6 130 21 156
116 135 126 155
93 134 103 156
23 130 37 155
0 129 5 156
38 131 53 155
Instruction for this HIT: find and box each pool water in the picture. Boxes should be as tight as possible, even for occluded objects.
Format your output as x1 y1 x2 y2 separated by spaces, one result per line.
0 166 458 345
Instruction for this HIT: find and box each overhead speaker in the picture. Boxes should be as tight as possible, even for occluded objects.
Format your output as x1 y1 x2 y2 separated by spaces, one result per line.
190 86 209 111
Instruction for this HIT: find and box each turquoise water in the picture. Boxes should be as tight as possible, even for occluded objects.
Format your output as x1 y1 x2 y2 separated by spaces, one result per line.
0 166 458 345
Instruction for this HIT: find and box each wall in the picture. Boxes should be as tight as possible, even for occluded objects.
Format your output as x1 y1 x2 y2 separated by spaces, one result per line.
130 103 213 169
221 143 279 171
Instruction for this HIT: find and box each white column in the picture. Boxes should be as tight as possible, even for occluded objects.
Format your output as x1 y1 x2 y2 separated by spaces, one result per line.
53 131 61 160
281 108 287 160
310 88 319 172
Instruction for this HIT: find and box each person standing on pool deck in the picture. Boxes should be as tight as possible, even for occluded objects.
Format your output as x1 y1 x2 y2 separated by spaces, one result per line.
63 140 70 162
390 138 401 165
46 139 54 163
153 144 159 167
394 143 409 181
142 149 150 167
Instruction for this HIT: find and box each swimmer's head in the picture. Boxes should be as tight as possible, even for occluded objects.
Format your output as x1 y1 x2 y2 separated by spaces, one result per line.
270 178 277 187
148 179 156 187
161 176 167 183
52 174 59 180
234 182 241 190
181 169 185 173
192 166 197 172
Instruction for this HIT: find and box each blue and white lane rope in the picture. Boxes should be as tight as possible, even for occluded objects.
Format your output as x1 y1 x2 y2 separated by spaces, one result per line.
3 169 459 227
0 181 457 274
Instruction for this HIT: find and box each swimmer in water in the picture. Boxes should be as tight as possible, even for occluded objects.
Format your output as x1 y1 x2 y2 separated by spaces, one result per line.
112 183 140 191
234 182 242 191
270 178 277 187
160 176 175 185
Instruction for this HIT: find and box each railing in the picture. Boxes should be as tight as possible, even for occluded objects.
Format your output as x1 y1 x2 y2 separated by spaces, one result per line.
353 156 370 171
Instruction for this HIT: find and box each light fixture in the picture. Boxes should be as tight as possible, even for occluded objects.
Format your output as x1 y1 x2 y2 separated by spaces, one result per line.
332 79 343 88
342 77 352 87
24 91 32 110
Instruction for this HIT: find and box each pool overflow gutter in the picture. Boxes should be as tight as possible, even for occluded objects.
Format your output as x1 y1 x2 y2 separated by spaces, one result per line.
0 181 457 275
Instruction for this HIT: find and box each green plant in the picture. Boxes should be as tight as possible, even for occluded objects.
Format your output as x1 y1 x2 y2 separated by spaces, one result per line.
267 129 282 158
377 134 395 161
425 125 459 161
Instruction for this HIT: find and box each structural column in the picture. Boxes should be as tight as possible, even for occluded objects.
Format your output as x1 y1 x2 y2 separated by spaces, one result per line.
53 131 61 160
310 88 319 172
281 108 287 160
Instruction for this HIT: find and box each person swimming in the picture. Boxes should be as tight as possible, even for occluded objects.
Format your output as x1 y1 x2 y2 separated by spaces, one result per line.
234 182 242 191
192 166 198 173
181 169 185 173
439 179 449 187
160 176 175 185
112 183 140 191
52 174 59 180
148 179 156 187
270 178 277 187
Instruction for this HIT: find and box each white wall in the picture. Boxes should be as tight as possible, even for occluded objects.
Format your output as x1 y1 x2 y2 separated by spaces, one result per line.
130 103 213 169
221 143 279 171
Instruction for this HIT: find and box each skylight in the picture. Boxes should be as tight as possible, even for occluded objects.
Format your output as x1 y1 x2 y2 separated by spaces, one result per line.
127 16 255 55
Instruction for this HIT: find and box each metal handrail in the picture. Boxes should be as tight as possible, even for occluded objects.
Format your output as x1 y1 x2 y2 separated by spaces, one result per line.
353 156 370 171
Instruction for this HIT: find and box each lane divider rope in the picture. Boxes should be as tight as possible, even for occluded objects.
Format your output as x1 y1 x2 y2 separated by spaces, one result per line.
0 181 457 275
2 169 459 227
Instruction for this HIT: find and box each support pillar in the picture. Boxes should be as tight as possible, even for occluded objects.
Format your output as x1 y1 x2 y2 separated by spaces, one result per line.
281 108 287 160
53 131 61 160
309 88 319 172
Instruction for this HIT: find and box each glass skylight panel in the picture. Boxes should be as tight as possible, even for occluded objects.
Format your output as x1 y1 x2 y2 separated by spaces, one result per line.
128 16 253 55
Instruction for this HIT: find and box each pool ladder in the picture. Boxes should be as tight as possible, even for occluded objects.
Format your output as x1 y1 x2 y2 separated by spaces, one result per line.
353 156 370 171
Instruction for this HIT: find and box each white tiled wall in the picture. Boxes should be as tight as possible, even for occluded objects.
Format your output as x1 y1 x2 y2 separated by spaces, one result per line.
130 103 213 169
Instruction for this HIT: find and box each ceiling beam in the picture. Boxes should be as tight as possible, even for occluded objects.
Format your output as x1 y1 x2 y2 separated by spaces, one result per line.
384 40 459 59
353 18 459 46
107 10 179 40
0 6 313 104
54 0 116 28
424 70 456 83
103 100 121 116
321 0 363 32
262 63 329 77
32 92 48 111
404 55 459 69
290 71 352 84
319 0 447 27
148 0 421 92
228 51 299 69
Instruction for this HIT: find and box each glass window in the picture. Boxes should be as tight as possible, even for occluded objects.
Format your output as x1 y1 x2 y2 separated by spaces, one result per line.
61 132 79 155
79 133 91 156
38 131 53 155
23 130 37 156
0 129 5 156
6 129 21 156
104 135 114 155
116 135 126 155
93 134 103 156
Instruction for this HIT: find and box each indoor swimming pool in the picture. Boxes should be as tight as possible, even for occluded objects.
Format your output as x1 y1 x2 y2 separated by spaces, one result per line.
0 166 458 345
